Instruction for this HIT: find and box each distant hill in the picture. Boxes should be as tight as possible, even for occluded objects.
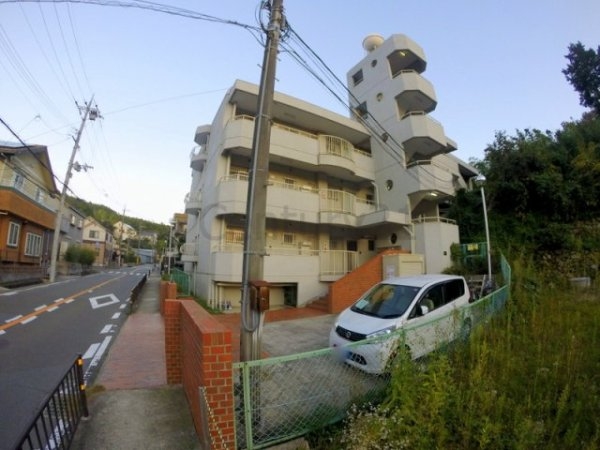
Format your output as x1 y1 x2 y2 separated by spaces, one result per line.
66 195 171 240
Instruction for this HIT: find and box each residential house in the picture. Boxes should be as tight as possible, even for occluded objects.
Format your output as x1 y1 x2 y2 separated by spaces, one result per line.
50 204 85 274
82 216 115 267
182 34 478 311
0 142 58 285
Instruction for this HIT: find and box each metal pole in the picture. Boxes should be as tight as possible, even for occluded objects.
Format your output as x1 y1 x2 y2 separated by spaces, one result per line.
240 0 285 362
49 97 95 282
168 223 173 275
480 186 492 282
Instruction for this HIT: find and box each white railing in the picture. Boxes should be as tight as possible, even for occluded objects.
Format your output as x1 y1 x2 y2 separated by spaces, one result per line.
412 215 457 225
320 135 353 161
400 110 442 126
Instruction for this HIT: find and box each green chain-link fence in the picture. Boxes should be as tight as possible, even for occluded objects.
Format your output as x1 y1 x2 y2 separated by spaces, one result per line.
231 256 511 449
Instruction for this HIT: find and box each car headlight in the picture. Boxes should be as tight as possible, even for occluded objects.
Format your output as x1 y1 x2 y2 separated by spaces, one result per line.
367 326 396 338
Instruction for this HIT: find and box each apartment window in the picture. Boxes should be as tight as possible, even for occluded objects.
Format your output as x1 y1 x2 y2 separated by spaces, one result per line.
283 178 295 188
283 233 295 245
13 173 24 190
24 233 42 256
70 215 76 226
7 222 20 247
352 69 364 86
77 219 83 228
89 230 99 239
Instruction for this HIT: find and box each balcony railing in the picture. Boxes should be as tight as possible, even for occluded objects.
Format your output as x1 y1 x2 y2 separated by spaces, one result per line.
0 172 53 210
211 241 358 277
412 215 457 225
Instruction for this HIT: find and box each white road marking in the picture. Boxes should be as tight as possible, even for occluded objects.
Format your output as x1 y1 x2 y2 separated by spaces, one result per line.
0 330 5 335
34 304 47 311
47 306 58 312
100 324 114 334
21 316 37 324
0 291 17 296
89 293 120 309
111 312 121 319
5 315 23 323
65 299 74 304
85 336 112 381
82 343 100 359
54 298 64 303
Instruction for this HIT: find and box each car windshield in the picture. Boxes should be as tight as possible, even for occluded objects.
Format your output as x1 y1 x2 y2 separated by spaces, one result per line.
351 283 420 318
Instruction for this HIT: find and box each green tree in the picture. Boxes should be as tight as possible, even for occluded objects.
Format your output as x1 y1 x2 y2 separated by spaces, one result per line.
64 245 81 263
79 247 97 267
563 42 600 114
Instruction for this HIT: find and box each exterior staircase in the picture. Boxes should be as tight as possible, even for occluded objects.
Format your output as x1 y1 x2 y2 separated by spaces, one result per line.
308 248 410 314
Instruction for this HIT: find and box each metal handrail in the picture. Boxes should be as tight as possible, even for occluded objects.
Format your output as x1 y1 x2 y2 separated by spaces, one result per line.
15 355 89 450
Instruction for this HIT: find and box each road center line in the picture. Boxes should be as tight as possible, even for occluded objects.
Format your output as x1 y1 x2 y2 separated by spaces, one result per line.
0 275 127 333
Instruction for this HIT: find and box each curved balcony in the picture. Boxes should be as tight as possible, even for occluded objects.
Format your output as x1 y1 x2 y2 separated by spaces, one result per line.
222 116 374 182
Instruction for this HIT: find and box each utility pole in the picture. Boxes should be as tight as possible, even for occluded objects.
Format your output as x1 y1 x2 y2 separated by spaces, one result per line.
240 0 285 362
118 206 126 267
49 97 98 282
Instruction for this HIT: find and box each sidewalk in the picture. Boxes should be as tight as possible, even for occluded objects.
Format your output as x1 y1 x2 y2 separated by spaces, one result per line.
70 273 200 449
71 273 334 449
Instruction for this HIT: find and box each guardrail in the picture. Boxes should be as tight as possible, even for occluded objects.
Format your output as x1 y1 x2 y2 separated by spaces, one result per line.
127 272 148 314
15 355 89 450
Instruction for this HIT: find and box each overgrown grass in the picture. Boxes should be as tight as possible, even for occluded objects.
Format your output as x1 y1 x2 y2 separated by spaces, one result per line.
310 260 600 449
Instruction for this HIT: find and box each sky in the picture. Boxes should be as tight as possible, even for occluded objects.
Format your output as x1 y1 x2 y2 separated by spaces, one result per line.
1 0 599 224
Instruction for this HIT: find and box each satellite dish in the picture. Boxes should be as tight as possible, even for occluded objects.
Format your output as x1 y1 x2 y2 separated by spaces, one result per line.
362 34 384 52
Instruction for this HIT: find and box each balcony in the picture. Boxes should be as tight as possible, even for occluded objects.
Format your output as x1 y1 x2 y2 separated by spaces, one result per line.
398 112 452 161
406 160 456 196
387 35 427 75
185 191 202 214
190 146 207 171
393 70 437 114
194 124 210 145
222 116 374 182
211 243 358 282
180 243 198 262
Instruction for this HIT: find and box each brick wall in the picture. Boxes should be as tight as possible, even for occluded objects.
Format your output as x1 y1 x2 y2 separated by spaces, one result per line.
329 248 408 313
160 280 177 315
164 298 235 448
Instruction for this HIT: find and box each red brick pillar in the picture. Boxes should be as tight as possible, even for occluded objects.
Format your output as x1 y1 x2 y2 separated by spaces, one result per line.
160 281 178 315
163 299 182 384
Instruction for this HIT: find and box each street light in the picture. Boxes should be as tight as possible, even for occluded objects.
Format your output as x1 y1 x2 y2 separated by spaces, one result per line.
474 174 492 284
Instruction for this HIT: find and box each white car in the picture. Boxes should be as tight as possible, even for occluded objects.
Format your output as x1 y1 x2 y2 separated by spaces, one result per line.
329 274 472 374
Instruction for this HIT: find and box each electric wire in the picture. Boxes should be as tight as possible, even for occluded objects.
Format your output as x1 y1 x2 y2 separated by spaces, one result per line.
52 0 85 99
36 2 77 102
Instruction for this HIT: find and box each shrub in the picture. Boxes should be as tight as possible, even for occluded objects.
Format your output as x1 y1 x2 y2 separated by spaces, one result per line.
327 258 600 449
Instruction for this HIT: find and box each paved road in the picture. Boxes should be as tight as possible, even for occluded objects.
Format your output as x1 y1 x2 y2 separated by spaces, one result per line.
0 267 150 449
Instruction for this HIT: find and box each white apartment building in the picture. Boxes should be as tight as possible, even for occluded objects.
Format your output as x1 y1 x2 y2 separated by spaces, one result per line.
182 33 477 311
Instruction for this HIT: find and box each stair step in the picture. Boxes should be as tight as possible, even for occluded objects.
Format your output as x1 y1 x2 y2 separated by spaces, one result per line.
308 297 329 312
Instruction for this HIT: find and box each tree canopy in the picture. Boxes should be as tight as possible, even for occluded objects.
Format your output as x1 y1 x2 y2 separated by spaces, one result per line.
563 41 600 115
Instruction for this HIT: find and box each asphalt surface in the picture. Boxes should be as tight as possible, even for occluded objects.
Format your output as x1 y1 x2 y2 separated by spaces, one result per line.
69 272 336 449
